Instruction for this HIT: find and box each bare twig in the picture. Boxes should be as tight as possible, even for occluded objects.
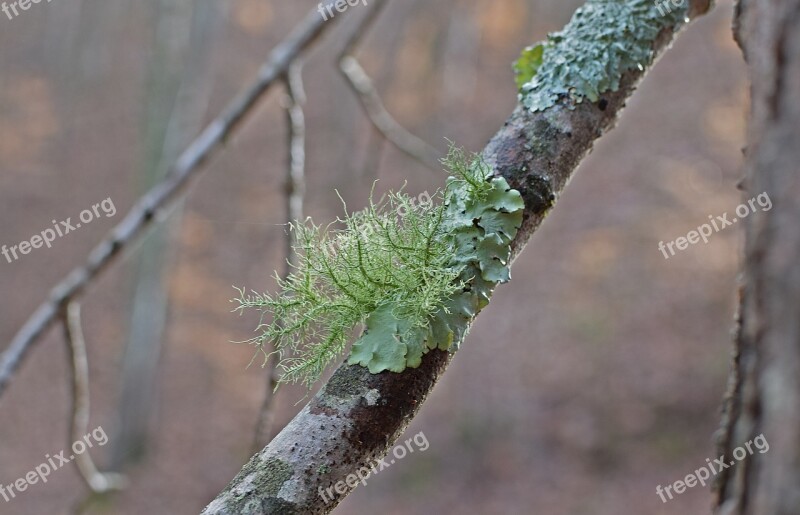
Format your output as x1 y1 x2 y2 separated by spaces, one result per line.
62 303 126 493
252 61 307 452
284 62 307 241
713 282 745 507
0 2 346 399
338 0 441 170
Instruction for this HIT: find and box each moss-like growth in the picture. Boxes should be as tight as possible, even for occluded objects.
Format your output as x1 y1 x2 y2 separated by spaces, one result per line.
218 456 294 514
258 458 293 497
515 0 688 112
234 147 523 387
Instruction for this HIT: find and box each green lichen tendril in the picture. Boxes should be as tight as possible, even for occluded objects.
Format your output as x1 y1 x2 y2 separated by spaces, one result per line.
233 146 524 388
514 0 689 112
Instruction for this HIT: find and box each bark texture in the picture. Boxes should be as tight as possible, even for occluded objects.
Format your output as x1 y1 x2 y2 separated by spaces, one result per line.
202 2 713 513
715 0 800 513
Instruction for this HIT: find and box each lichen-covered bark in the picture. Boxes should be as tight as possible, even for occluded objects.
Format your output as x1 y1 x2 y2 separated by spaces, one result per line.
202 351 449 514
714 0 800 513
202 2 713 513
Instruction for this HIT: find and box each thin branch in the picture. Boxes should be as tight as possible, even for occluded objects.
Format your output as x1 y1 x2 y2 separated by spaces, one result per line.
62 302 126 493
713 281 747 509
338 0 442 170
284 62 307 240
252 61 306 452
0 2 347 399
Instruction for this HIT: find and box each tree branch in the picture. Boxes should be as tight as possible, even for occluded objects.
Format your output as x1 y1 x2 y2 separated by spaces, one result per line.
62 302 126 494
0 1 347 399
338 0 442 170
201 2 714 514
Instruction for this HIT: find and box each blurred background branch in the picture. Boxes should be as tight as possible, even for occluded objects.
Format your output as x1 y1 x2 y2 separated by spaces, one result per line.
0 1 347 399
252 61 307 452
63 302 126 497
337 0 442 170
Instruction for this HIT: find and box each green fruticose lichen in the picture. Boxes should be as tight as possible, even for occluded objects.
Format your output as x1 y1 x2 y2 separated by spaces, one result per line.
233 147 524 388
514 0 689 112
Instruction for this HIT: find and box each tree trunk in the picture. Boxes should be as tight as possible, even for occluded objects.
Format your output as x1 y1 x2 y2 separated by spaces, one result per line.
714 0 800 513
112 0 226 468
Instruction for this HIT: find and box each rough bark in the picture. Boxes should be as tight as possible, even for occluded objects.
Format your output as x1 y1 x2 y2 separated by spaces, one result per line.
202 2 713 514
714 0 800 513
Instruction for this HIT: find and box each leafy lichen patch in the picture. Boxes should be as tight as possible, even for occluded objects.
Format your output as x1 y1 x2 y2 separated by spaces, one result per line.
515 0 688 112
348 149 524 372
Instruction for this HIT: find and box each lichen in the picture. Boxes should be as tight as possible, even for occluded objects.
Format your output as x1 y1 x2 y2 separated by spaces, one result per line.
515 0 688 112
234 147 523 385
218 457 294 515
348 149 524 373
258 458 293 497
325 368 369 399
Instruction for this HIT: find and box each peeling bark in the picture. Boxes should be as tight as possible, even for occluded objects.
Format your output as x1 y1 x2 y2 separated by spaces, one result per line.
202 1 714 513
714 0 800 514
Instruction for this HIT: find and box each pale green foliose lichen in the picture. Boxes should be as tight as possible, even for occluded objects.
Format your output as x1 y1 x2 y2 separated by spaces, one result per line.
348 165 524 373
514 0 688 112
233 147 524 387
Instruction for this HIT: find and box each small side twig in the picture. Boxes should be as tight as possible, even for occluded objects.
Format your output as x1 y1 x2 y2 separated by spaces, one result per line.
338 0 441 170
252 61 307 451
62 302 126 493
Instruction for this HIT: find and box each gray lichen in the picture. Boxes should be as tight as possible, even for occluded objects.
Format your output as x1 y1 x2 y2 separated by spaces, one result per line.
515 0 688 112
209 457 295 515
258 458 293 497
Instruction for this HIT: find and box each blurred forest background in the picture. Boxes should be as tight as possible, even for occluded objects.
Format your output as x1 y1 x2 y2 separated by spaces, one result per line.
0 0 746 513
